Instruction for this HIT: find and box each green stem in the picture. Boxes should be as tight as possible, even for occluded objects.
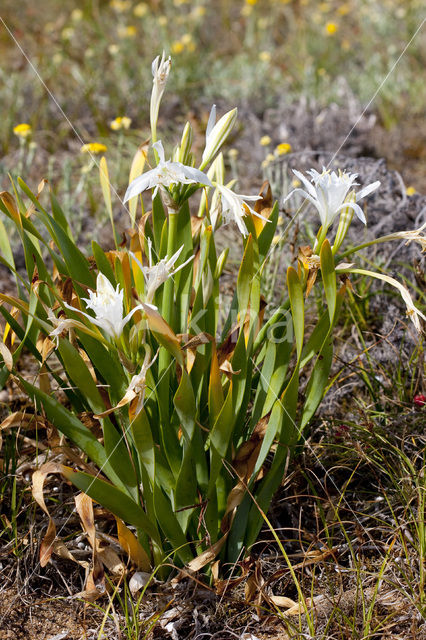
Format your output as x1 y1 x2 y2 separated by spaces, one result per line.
313 224 328 254
337 234 406 261
162 209 179 327
253 299 290 353
157 208 179 428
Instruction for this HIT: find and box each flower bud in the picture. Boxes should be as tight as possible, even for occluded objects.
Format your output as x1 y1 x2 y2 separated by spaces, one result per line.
200 106 238 169
150 51 171 140
178 121 193 164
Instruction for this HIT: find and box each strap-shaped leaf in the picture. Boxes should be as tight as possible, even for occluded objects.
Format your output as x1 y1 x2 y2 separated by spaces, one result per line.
77 333 127 406
237 234 254 317
57 338 106 415
287 266 304 360
142 302 183 365
131 409 155 480
62 467 161 545
320 239 336 322
208 343 224 427
153 482 193 563
18 377 126 489
208 381 234 460
151 193 166 256
174 368 197 442
257 200 279 262
92 241 116 285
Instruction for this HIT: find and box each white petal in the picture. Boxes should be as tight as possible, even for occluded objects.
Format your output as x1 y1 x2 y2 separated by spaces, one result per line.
356 181 380 201
182 165 213 187
206 104 216 139
336 201 366 224
118 304 144 335
124 172 155 202
293 169 318 198
167 244 185 268
153 140 165 164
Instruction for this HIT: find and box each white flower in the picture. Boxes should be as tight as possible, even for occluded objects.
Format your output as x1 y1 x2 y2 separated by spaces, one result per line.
346 268 426 334
284 168 380 230
130 239 193 303
65 273 142 340
124 141 212 202
200 104 238 169
213 183 267 237
120 352 157 417
95 350 158 419
381 221 426 253
48 310 81 346
150 52 171 136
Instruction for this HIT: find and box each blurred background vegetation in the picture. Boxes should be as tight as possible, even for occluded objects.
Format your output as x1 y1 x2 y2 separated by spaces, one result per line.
0 0 424 231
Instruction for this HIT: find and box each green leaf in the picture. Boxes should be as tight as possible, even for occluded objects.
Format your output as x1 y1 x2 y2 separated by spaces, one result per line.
300 338 333 430
18 377 123 486
237 234 254 316
287 267 304 360
102 417 139 498
153 482 192 563
62 468 161 545
57 338 106 415
92 241 116 284
152 194 166 255
131 409 155 481
257 200 279 262
320 239 336 321
209 381 234 460
77 333 127 405
50 190 73 238
208 344 224 428
174 368 196 442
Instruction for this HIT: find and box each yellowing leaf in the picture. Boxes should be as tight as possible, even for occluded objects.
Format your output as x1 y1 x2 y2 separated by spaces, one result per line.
116 517 151 571
128 141 149 227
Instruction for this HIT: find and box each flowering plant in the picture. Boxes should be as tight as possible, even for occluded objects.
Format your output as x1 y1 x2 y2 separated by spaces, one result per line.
0 55 424 583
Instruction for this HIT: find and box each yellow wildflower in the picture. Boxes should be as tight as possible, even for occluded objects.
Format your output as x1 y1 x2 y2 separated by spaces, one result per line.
260 135 272 146
133 2 148 17
246 0 258 4
71 8 83 20
181 33 193 46
118 25 137 38
110 116 132 131
291 178 301 188
158 16 168 26
325 22 338 35
110 0 131 11
61 27 74 40
241 5 253 16
81 143 108 154
259 51 271 63
171 40 185 54
228 148 239 159
272 235 281 245
406 186 416 196
108 44 120 55
337 3 351 15
191 6 206 18
275 142 292 155
13 123 32 138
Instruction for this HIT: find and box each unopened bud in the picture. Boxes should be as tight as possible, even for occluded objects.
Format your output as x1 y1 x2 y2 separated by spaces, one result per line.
200 106 238 169
178 121 193 164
